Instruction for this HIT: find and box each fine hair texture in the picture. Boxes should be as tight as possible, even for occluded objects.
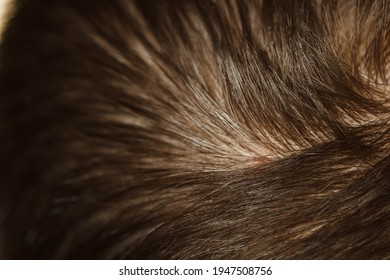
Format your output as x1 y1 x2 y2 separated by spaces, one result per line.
0 0 389 259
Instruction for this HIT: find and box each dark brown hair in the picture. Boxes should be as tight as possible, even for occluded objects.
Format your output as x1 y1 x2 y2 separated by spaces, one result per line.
0 0 389 259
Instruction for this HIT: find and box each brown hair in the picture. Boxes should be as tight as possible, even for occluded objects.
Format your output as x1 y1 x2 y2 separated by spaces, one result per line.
0 0 389 259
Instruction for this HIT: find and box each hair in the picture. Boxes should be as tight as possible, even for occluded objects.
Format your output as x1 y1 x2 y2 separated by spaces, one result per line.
0 0 389 259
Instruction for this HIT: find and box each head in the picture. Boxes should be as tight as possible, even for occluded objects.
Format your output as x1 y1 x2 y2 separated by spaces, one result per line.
0 0 389 259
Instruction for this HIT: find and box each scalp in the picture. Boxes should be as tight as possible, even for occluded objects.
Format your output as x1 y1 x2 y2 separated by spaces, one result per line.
0 0 389 259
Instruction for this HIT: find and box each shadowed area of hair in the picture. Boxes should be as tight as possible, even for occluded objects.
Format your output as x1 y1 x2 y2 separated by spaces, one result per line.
0 0 389 259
